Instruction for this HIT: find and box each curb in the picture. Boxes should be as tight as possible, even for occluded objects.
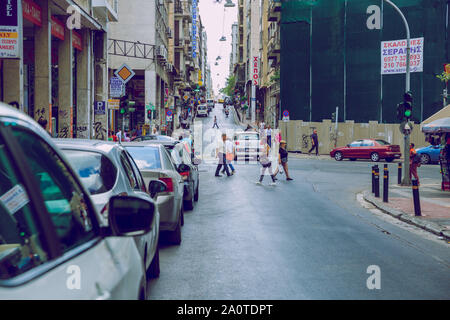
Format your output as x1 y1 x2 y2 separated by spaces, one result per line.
362 190 450 241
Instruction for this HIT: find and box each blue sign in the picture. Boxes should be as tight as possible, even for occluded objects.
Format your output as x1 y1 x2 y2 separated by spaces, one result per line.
283 110 289 117
94 101 106 115
166 110 173 117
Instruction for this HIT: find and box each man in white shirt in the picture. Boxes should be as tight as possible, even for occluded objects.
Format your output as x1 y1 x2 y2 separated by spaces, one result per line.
215 133 231 177
116 129 122 143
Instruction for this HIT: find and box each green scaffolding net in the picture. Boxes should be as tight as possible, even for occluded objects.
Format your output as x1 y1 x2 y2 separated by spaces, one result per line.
281 0 449 123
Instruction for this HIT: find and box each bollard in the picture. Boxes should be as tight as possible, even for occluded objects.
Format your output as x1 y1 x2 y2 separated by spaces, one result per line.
374 166 380 198
371 165 375 194
412 179 421 216
383 164 389 203
398 163 402 185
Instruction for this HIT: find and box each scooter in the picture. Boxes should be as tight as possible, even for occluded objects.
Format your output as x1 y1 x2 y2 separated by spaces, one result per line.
225 109 229 118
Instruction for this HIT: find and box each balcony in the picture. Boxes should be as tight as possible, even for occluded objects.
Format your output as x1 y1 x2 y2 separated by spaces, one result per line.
267 35 280 61
174 37 185 49
268 0 281 22
92 0 119 22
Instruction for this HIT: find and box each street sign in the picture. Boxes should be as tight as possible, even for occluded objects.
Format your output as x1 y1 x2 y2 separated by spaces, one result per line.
399 121 413 135
114 63 135 84
110 77 124 97
0 0 20 59
94 101 106 115
166 110 173 117
282 110 290 122
108 99 120 110
166 115 173 122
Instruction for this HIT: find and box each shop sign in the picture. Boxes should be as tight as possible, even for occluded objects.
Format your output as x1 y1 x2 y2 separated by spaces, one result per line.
252 56 259 85
51 16 65 41
0 0 20 58
381 37 424 75
72 30 82 51
22 0 41 27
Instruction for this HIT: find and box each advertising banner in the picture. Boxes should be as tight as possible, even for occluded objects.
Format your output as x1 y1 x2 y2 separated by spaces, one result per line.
381 37 424 75
0 0 20 58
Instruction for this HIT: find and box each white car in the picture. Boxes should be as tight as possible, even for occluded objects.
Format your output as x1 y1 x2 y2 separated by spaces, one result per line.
233 131 262 161
197 105 208 117
0 103 156 299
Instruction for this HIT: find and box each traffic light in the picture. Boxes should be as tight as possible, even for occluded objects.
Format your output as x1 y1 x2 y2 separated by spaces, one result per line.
120 96 129 114
403 92 413 121
396 103 405 122
147 109 151 119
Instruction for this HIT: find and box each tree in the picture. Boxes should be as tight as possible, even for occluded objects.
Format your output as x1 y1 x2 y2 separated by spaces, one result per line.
220 75 236 97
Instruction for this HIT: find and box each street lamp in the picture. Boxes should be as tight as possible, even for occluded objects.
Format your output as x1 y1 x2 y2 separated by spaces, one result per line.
224 0 235 7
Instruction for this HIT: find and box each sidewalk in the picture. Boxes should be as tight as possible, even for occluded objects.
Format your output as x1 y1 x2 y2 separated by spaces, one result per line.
363 180 450 241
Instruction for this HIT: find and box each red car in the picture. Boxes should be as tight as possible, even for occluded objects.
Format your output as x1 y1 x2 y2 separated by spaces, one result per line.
330 139 401 162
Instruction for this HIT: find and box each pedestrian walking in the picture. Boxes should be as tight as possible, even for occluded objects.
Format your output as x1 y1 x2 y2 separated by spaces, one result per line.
409 143 421 185
308 129 319 156
215 133 231 177
266 125 272 148
255 138 277 186
222 137 236 175
274 140 293 181
212 116 219 129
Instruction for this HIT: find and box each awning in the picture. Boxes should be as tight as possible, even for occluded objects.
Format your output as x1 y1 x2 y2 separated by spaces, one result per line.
422 117 450 134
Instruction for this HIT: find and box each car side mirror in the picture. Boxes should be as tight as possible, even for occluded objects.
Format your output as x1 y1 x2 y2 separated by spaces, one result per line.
148 180 167 198
107 195 155 237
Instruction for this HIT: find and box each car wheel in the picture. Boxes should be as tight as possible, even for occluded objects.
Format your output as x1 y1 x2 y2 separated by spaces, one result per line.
184 191 194 211
420 154 430 165
169 216 182 245
334 152 343 161
181 208 185 226
370 152 380 162
385 157 394 162
147 245 160 279
194 184 199 202
350 158 356 161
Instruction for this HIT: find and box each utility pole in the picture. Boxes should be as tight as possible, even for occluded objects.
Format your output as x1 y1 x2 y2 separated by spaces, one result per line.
384 0 411 186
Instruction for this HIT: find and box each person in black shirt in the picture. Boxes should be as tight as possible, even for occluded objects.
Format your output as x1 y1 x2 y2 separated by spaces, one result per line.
308 130 319 156
274 140 293 181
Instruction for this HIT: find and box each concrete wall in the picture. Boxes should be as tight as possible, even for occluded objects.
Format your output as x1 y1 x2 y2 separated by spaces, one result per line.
279 120 427 155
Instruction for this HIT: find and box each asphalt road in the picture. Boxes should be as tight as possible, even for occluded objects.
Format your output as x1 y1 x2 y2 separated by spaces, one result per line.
147 105 450 300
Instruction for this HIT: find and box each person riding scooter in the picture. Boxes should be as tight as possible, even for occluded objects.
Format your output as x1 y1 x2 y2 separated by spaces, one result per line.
225 109 229 118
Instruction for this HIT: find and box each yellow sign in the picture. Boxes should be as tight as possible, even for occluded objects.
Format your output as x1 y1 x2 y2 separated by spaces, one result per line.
114 63 135 84
108 99 120 110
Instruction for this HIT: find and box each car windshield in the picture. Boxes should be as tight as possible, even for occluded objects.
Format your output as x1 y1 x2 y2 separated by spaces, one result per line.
62 150 117 195
155 135 174 141
238 134 259 140
375 140 391 145
125 146 162 170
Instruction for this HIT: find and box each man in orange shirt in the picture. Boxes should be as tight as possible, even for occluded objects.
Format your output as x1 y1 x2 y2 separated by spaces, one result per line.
409 143 420 185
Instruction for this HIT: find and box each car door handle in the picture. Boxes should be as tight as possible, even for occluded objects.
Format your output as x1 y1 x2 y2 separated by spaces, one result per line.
95 283 111 300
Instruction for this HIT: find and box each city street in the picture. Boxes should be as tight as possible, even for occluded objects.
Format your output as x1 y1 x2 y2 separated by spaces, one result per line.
147 105 450 299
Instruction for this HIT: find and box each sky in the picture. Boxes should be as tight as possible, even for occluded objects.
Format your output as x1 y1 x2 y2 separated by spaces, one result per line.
198 0 238 97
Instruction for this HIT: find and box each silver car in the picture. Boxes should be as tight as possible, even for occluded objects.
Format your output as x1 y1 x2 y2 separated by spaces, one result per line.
54 139 161 279
0 103 153 299
123 142 184 245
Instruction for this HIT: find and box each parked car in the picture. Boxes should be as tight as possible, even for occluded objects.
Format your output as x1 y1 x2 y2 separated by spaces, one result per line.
197 105 208 117
54 139 161 281
166 140 200 211
131 135 175 142
330 139 401 162
233 131 262 161
0 102 153 299
416 144 441 164
123 142 184 245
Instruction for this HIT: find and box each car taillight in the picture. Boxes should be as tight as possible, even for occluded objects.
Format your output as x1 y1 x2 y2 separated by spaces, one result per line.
235 141 239 145
159 177 174 192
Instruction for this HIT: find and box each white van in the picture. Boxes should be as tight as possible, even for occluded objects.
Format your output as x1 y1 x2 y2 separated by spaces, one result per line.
197 105 208 117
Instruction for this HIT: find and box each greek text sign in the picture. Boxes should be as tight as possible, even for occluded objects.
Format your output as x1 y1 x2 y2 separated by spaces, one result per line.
0 0 19 58
381 38 424 75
